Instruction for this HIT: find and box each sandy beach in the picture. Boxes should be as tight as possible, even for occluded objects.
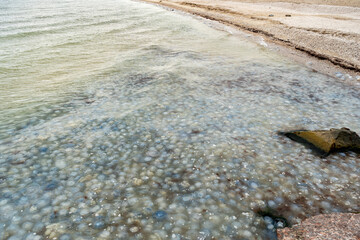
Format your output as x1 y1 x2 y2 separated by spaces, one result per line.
142 0 360 76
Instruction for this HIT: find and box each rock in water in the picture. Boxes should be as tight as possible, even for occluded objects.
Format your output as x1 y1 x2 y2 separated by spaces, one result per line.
277 213 360 240
282 128 360 156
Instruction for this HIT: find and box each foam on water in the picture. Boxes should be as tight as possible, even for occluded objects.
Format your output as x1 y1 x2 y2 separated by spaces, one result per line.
1 0 360 239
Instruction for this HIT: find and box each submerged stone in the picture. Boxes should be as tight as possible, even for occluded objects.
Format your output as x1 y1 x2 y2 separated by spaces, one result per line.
282 128 360 156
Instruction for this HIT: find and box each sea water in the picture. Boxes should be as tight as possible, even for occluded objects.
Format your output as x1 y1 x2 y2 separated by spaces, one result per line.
0 0 359 239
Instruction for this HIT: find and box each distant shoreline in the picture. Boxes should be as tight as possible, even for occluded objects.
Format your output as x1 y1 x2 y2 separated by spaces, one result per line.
142 0 360 78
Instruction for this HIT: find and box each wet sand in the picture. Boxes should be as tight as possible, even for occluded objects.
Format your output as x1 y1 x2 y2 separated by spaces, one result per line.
142 0 360 77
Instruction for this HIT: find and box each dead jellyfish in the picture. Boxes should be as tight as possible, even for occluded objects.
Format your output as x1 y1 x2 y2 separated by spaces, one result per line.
152 210 168 221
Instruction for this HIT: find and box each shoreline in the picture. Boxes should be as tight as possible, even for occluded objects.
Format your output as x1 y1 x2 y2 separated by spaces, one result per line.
141 0 360 79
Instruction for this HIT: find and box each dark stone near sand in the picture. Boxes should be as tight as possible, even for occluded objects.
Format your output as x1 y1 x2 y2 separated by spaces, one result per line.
277 213 360 240
281 128 360 156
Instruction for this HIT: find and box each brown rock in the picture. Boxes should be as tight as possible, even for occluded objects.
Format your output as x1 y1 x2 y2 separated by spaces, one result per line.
283 128 360 156
277 213 360 240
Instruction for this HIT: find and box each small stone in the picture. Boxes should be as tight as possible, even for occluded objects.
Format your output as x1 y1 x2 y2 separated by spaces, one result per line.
276 221 285 229
282 128 360 156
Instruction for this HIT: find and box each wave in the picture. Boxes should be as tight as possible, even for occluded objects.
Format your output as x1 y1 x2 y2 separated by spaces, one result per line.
0 20 122 40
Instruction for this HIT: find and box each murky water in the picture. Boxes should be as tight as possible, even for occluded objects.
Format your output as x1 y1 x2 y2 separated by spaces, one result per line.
1 0 360 239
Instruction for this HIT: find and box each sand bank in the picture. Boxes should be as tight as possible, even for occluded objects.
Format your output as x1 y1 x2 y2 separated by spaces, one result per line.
142 0 360 76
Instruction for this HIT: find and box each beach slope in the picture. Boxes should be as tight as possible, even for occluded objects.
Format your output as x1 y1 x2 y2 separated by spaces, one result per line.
143 0 360 72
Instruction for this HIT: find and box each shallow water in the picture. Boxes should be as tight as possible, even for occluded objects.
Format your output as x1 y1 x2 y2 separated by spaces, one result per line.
1 0 360 239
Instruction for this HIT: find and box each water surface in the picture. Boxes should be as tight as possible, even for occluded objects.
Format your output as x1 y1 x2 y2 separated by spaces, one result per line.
1 0 360 239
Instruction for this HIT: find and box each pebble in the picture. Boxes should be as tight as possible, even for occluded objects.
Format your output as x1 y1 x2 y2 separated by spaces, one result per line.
276 221 285 229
